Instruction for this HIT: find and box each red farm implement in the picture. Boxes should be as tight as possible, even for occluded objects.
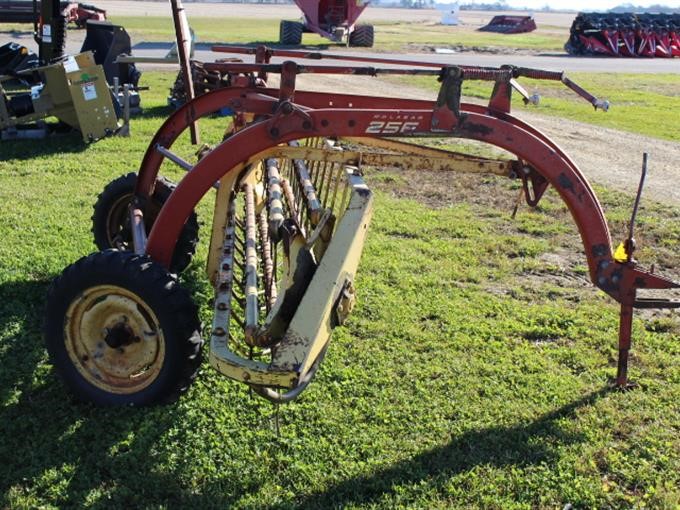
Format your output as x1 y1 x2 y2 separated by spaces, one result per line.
279 0 373 47
565 12 680 58
43 45 680 406
478 15 537 34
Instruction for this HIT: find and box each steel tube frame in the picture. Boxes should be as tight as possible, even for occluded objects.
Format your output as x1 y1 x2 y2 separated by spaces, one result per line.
133 82 679 388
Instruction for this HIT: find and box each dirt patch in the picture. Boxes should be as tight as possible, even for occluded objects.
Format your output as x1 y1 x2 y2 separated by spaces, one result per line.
292 73 680 206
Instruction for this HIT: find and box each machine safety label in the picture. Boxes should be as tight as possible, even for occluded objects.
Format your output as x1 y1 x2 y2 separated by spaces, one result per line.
82 83 97 101
42 25 51 43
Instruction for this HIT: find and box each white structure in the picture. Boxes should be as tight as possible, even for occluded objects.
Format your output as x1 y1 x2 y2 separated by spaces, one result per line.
435 2 459 25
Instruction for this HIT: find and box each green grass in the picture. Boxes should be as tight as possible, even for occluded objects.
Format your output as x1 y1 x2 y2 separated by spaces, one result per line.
110 16 567 53
1 72 679 509
0 17 566 53
390 73 680 143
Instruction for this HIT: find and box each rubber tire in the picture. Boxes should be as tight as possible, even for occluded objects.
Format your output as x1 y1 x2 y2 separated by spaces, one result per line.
44 250 203 406
280 20 303 45
91 173 199 274
349 25 374 47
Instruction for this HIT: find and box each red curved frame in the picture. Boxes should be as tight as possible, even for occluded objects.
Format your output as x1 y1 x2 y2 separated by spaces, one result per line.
131 83 680 388
137 86 677 307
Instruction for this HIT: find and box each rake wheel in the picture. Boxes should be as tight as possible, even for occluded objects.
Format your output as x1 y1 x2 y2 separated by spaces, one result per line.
44 250 203 406
91 172 199 273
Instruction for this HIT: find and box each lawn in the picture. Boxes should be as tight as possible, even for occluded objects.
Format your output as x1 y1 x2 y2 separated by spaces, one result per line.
109 16 567 53
389 73 680 144
0 71 678 509
0 16 567 53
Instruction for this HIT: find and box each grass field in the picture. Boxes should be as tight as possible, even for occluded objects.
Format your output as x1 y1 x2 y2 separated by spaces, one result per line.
0 16 566 53
107 16 567 52
1 72 679 509
390 73 680 144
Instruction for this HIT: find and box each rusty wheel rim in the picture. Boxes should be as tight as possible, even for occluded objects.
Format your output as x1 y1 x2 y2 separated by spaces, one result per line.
64 285 166 394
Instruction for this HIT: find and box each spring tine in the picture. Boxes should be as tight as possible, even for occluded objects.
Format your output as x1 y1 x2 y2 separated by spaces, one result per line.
329 163 345 213
266 158 285 238
258 208 277 310
293 158 322 226
281 178 306 235
243 183 259 340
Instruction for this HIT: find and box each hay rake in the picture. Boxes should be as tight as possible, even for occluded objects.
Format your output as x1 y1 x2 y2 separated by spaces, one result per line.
44 46 680 406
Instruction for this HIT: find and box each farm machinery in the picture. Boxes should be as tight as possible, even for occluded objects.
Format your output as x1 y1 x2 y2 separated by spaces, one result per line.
279 0 373 47
565 12 680 58
478 15 537 34
0 0 106 27
0 0 140 139
43 45 680 406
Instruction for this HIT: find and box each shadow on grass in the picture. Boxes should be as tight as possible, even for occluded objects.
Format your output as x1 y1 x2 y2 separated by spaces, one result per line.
275 388 608 509
0 278 608 507
0 277 258 508
1 131 87 160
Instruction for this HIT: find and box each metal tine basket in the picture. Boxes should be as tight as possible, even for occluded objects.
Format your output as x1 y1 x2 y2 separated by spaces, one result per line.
208 137 374 402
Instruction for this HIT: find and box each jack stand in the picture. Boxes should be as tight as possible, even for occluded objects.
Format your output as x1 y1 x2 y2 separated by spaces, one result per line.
614 303 637 390
612 153 649 390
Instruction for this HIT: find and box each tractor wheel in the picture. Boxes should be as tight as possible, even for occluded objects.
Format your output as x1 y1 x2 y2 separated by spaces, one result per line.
91 173 199 274
280 20 303 45
349 25 374 47
44 250 203 406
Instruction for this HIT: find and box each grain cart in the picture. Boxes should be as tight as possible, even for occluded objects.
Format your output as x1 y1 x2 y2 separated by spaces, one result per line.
279 0 373 47
44 46 680 406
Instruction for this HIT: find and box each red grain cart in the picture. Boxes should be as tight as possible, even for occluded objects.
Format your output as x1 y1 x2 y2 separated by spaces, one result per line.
279 0 374 47
478 15 537 34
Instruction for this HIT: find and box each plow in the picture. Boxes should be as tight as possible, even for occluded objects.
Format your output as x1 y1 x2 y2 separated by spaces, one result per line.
43 46 680 406
566 12 680 58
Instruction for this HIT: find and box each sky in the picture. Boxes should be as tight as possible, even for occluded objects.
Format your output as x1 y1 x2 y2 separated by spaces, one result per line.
501 0 680 9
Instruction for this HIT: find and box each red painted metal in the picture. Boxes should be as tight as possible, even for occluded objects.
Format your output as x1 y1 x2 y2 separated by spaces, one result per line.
133 55 679 388
478 15 537 34
566 13 680 58
294 0 368 38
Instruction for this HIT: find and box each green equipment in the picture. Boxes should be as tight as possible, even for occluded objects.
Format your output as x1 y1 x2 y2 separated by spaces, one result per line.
1 51 122 141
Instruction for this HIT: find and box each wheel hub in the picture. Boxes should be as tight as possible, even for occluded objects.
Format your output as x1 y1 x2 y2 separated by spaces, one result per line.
104 321 139 349
64 284 166 395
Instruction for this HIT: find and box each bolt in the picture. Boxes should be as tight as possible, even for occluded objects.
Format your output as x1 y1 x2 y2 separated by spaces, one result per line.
270 127 280 137
214 327 226 337
302 120 312 130
217 302 228 311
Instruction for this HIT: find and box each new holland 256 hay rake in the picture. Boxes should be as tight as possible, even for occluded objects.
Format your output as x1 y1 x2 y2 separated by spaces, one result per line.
44 46 680 406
